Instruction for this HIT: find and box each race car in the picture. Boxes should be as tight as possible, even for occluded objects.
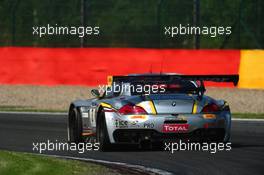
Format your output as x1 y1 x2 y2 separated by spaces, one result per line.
67 73 239 151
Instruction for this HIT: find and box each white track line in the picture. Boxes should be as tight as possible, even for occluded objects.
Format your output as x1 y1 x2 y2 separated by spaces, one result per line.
42 154 173 175
1 111 264 121
0 111 67 115
232 118 264 122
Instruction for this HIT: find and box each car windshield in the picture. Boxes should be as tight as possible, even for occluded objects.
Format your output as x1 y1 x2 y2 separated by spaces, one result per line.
104 78 200 97
129 79 198 95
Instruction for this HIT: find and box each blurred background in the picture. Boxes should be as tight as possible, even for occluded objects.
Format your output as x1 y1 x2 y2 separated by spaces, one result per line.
1 0 264 49
0 0 264 113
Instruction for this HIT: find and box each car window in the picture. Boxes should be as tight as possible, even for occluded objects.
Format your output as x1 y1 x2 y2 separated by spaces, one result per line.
129 79 198 95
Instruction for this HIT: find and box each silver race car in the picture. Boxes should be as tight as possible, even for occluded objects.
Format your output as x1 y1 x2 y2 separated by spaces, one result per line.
68 74 238 151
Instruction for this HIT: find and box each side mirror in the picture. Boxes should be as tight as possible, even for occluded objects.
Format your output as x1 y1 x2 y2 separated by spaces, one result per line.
91 89 100 98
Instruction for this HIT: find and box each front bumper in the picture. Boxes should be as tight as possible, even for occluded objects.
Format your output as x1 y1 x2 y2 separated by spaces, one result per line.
104 112 231 144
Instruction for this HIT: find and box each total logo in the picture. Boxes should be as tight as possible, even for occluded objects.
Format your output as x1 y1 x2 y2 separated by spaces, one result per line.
162 124 189 133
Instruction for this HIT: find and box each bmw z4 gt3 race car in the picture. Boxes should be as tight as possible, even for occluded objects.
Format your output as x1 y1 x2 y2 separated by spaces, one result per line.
68 74 239 151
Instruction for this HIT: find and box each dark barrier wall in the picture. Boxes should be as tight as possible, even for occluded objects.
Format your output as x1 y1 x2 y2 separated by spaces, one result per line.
0 47 240 86
1 1 263 48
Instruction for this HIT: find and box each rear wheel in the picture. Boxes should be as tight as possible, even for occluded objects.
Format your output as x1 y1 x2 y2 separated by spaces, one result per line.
68 107 83 143
96 111 111 151
213 130 226 142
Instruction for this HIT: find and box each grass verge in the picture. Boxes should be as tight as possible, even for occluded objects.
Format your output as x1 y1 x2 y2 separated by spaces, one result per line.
0 150 120 175
232 113 264 119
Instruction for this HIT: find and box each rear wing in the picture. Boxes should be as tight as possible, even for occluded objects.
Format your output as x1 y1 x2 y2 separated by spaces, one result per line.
108 74 239 86
176 74 239 86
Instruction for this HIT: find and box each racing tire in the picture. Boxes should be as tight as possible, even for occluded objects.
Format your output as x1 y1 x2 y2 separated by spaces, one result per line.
96 111 112 151
68 107 83 143
213 130 226 143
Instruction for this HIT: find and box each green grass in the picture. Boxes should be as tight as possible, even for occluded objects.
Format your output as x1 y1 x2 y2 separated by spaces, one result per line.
0 151 116 175
232 113 264 119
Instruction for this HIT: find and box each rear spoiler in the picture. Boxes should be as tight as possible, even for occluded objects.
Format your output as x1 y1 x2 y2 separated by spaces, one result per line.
109 74 239 86
177 74 239 86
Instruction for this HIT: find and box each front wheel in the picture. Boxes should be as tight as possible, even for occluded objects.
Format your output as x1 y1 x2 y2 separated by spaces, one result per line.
68 107 83 143
96 111 111 151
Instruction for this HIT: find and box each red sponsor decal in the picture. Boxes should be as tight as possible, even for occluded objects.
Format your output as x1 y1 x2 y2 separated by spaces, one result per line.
162 124 189 133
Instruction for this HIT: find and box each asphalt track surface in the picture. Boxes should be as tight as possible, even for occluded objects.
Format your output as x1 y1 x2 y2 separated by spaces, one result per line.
0 113 263 175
